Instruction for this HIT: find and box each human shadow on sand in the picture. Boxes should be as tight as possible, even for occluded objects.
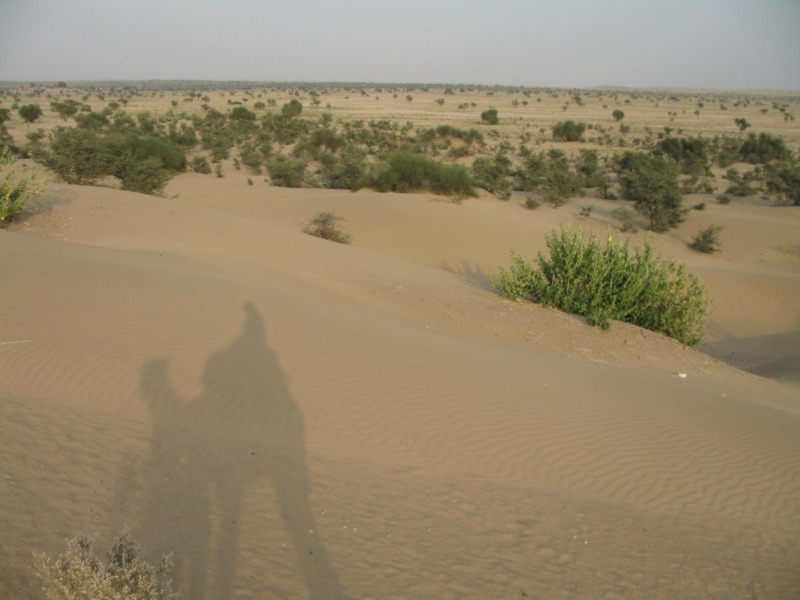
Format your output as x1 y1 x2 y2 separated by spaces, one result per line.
123 302 345 599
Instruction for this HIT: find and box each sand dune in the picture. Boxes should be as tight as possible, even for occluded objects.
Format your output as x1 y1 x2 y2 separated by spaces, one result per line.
2 178 799 599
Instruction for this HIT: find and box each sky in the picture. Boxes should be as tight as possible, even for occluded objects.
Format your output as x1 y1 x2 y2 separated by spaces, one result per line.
2 0 799 90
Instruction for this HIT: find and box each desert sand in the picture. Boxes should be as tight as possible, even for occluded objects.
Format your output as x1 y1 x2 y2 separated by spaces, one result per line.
1 85 799 599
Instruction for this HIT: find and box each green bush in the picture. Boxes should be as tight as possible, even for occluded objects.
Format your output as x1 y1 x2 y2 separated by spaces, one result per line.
656 136 710 176
480 109 499 125
189 155 212 173
514 151 548 191
303 211 351 244
690 225 722 253
0 108 10 125
116 155 171 195
525 196 540 209
75 111 109 130
490 225 709 346
229 106 256 121
1 149 48 222
552 120 586 141
739 132 791 164
362 150 477 197
50 100 79 120
35 531 179 600
472 153 512 199
281 99 303 120
716 193 731 204
616 151 686 232
266 154 316 187
42 127 116 184
724 167 760 197
19 104 43 123
320 147 367 190
575 148 609 188
543 151 583 206
111 134 187 172
764 161 800 205
612 110 625 122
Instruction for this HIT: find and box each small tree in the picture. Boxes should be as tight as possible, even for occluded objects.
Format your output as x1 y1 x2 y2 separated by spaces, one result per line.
612 109 625 122
19 104 43 123
734 118 750 132
481 108 499 125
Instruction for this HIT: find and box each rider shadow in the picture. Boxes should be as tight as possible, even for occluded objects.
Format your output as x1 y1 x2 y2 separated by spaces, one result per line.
127 302 345 599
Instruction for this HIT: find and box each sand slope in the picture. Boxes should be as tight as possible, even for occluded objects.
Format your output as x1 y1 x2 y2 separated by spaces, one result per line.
2 179 799 599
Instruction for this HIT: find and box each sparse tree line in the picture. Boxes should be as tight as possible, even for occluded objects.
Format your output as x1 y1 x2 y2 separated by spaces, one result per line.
0 86 797 218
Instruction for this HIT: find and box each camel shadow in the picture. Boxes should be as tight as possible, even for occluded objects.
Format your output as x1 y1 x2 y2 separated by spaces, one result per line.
118 302 346 599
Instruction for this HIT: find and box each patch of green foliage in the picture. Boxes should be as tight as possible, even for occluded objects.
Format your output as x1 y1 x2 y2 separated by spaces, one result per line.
50 100 80 120
266 155 316 187
361 150 477 197
189 155 212 173
739 132 791 164
574 149 609 189
690 225 723 253
764 161 800 205
229 106 257 121
525 196 540 209
1 150 48 222
656 136 710 176
472 153 512 199
724 167 761 197
490 225 709 346
318 147 367 189
18 104 43 123
615 151 686 232
513 151 548 191
39 127 183 195
480 109 499 125
543 150 583 206
552 120 586 142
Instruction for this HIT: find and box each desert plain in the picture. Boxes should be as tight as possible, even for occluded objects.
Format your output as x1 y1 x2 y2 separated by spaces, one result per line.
1 83 799 598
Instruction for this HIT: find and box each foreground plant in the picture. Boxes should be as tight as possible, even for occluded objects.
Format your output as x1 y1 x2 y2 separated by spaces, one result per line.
35 531 179 600
490 225 709 346
1 149 48 222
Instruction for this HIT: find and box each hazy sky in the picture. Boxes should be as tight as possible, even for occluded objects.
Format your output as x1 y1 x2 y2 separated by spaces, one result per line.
2 0 799 89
